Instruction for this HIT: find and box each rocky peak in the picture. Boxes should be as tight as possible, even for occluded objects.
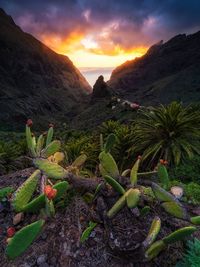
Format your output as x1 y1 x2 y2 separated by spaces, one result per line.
91 75 111 101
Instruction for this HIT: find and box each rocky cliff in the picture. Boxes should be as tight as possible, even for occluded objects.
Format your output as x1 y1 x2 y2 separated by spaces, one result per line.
108 31 200 105
0 8 91 128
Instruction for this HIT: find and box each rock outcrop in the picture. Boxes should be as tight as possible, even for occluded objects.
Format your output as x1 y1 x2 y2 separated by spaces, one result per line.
91 75 111 101
108 31 200 105
0 8 91 128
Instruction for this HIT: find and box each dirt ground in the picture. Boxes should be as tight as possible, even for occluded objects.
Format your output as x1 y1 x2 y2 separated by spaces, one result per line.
0 168 199 267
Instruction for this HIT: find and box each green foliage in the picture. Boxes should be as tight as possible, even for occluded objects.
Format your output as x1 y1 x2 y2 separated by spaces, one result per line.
131 102 200 167
99 151 119 178
0 187 14 201
176 238 200 267
170 155 200 183
46 126 54 146
145 240 166 261
6 219 45 260
104 175 125 194
104 133 116 153
184 182 200 205
130 157 141 185
12 170 41 212
143 216 161 248
34 159 67 179
22 181 69 213
161 201 187 219
41 140 61 158
80 221 97 243
158 163 170 190
107 194 126 218
162 226 196 245
0 137 27 173
126 188 140 208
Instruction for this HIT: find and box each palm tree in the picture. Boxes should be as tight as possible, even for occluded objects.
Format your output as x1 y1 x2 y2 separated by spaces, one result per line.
131 102 200 166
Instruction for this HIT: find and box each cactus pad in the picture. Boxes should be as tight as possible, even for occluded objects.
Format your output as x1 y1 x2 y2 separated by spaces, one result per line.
145 240 166 261
152 183 177 202
107 194 126 218
161 201 187 219
6 219 45 259
41 140 61 158
126 188 141 208
12 170 41 212
34 159 68 179
162 226 197 244
104 175 125 194
157 163 170 190
99 151 119 178
143 216 161 248
104 133 116 153
130 157 141 185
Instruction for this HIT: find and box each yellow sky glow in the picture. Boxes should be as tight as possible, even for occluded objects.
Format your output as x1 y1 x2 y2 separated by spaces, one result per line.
41 33 148 68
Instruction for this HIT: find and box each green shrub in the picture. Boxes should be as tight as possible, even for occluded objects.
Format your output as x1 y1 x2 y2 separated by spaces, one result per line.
176 238 200 267
131 102 200 167
170 155 200 184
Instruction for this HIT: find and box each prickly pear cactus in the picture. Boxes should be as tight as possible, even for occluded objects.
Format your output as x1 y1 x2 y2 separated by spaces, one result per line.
6 220 45 259
34 159 68 179
12 170 41 212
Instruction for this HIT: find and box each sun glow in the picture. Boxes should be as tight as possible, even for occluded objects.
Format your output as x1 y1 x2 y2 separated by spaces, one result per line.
41 33 147 68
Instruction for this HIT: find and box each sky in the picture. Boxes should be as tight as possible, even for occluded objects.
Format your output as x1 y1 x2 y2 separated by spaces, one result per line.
0 0 200 85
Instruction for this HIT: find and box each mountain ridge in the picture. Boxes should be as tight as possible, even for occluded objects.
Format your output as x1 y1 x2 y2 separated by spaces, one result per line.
108 31 200 105
0 8 91 129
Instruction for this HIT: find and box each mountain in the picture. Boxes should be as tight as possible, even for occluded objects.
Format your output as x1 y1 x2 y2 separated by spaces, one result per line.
108 31 200 105
0 8 91 129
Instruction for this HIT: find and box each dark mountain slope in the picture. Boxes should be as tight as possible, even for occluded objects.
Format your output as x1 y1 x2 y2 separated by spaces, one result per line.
108 31 200 105
0 8 91 128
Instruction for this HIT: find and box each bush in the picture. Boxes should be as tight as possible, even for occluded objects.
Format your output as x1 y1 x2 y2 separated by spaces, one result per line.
170 155 200 184
176 238 200 267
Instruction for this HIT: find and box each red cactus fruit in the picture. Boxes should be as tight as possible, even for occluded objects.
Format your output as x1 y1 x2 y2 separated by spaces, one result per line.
44 186 57 200
26 119 33 127
47 189 57 200
49 123 54 128
7 227 15 237
137 155 142 160
44 185 52 195
164 160 168 165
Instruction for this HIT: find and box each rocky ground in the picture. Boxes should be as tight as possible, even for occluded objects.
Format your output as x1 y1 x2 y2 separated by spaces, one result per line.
0 168 200 267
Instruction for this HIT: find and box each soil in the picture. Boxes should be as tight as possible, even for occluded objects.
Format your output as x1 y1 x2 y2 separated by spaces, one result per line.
0 168 199 267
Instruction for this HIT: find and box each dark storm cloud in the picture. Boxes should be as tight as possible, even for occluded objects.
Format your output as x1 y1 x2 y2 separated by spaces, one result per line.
0 0 200 53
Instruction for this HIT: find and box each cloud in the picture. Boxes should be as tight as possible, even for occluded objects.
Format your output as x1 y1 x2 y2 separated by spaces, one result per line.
0 0 200 56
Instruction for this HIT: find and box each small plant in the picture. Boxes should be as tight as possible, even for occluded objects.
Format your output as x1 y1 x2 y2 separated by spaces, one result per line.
80 221 97 243
176 238 200 267
6 220 45 260
98 137 199 261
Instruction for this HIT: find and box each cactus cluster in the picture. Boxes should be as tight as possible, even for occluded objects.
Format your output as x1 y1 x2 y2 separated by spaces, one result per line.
98 134 199 261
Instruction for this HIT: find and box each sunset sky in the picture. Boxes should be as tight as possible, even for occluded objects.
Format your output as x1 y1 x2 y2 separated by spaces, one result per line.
0 0 200 84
